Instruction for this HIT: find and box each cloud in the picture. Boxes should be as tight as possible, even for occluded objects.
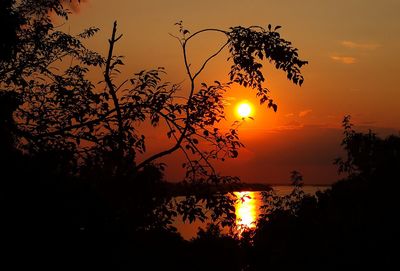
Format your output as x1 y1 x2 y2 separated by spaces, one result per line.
276 121 304 131
299 109 312 118
330 56 356 64
285 113 295 117
340 40 380 50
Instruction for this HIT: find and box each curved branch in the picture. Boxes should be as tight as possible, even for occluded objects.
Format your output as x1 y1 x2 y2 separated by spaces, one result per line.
136 109 187 170
116 79 128 93
136 141 182 169
184 28 228 44
137 28 229 170
22 108 117 138
182 28 228 81
165 118 195 178
182 40 193 81
193 41 229 80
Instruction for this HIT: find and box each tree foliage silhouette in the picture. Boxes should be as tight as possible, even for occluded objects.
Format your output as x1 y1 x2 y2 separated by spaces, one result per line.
245 117 400 270
0 0 308 231
6 1 396 270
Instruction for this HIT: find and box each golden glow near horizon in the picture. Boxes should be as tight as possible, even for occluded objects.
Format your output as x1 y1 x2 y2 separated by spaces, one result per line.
68 0 400 184
236 101 253 118
234 191 257 232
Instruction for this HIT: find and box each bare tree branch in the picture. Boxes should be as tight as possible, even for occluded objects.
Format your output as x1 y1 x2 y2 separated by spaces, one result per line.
104 21 124 155
193 41 229 80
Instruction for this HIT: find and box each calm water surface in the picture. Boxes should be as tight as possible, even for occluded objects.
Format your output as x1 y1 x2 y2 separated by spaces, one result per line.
175 186 328 240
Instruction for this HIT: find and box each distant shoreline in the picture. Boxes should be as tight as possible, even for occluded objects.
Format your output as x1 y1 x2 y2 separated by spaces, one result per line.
164 182 272 196
164 182 331 196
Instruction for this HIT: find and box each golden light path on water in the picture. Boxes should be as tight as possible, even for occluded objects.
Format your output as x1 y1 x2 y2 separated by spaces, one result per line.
234 191 259 231
175 187 328 239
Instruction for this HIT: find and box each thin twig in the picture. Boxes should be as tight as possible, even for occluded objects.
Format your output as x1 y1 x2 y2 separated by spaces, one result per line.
193 41 229 80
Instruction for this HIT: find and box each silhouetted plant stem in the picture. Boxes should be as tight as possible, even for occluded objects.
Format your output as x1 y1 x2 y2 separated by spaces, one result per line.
104 21 125 161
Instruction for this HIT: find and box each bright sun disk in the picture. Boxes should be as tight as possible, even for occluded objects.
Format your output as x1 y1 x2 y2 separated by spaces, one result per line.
237 102 252 118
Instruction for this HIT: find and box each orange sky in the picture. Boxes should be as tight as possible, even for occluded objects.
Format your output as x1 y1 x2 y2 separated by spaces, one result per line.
63 0 400 184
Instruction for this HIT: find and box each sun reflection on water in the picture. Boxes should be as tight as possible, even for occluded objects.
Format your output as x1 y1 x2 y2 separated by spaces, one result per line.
234 191 258 231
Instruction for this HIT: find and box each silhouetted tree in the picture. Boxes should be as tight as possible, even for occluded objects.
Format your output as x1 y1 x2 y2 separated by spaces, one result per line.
247 117 399 270
1 0 307 229
1 1 309 270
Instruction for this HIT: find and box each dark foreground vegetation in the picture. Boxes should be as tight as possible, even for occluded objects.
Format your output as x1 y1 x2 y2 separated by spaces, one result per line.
1 1 398 270
3 97 399 270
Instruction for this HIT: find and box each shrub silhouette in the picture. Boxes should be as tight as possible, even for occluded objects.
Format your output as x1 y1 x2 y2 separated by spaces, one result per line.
249 116 399 270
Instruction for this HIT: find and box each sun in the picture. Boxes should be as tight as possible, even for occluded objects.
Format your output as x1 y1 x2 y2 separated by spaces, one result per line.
236 101 253 118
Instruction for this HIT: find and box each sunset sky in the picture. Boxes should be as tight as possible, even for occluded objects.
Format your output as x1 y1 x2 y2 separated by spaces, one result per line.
64 0 400 184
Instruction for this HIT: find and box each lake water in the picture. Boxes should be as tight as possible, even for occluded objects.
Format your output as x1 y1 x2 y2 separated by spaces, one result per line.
175 185 328 240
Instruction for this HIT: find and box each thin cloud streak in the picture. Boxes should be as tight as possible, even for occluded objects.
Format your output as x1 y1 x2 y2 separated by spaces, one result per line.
341 40 380 50
299 109 312 117
330 56 356 64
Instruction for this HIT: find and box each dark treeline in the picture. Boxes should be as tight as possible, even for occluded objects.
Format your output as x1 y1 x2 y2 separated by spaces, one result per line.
1 1 399 270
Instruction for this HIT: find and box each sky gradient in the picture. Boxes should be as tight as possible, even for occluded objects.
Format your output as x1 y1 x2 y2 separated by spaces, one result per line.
64 0 400 184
